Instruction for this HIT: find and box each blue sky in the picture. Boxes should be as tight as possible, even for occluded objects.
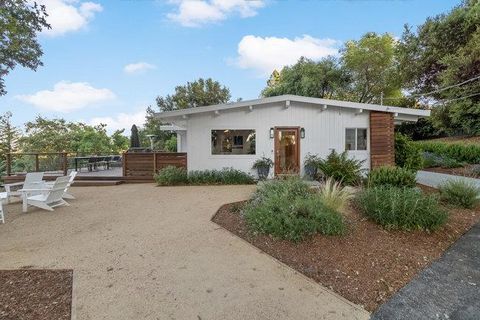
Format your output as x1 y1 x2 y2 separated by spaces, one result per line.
1 0 459 133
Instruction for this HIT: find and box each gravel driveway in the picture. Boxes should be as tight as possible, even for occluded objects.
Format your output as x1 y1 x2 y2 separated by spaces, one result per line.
0 184 368 320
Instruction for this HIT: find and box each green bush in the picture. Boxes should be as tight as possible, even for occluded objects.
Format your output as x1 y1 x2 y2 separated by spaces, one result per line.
367 166 417 188
439 179 480 209
415 141 480 164
357 186 448 231
245 178 345 242
164 136 177 152
188 168 255 185
422 152 465 169
154 166 188 186
317 150 365 185
155 167 254 186
395 133 423 170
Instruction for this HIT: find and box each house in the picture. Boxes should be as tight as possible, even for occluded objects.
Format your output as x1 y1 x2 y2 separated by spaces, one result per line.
155 95 429 178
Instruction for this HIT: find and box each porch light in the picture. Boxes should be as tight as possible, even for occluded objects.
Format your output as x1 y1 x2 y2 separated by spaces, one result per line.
300 127 305 139
269 127 274 139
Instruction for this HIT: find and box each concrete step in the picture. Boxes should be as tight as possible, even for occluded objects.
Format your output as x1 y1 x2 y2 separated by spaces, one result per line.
71 180 123 187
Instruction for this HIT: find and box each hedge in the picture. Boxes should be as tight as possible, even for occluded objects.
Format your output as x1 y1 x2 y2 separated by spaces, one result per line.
415 141 480 164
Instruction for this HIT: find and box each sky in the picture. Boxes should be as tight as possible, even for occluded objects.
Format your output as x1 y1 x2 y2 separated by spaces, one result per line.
1 0 460 133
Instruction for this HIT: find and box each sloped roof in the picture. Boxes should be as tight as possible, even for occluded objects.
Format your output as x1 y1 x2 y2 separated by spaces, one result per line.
154 94 430 120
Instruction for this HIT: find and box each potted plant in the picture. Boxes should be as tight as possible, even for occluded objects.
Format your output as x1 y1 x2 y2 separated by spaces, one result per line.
252 157 273 180
304 153 321 180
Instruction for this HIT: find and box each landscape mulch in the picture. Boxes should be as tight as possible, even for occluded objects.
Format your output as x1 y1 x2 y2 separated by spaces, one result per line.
0 269 73 320
212 187 480 312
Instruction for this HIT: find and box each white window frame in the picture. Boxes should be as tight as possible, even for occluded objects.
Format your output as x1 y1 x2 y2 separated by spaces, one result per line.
210 128 257 156
345 128 368 151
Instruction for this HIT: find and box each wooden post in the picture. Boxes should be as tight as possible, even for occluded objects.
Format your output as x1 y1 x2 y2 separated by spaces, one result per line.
6 153 11 176
35 154 40 172
62 152 68 175
153 152 157 174
122 152 127 177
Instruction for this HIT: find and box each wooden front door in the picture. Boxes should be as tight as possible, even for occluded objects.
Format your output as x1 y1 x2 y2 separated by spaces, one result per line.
274 127 300 175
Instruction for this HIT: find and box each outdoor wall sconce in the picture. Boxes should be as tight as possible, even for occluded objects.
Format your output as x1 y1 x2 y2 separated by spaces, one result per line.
300 127 305 139
269 127 274 138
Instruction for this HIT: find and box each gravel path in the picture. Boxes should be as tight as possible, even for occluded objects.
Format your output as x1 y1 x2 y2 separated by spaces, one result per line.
417 170 480 190
0 184 368 320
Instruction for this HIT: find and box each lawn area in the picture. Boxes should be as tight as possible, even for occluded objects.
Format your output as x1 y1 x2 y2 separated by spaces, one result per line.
212 183 480 312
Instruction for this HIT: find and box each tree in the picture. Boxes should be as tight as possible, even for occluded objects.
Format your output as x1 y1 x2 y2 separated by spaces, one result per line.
111 129 129 153
262 57 349 99
0 112 20 175
341 32 402 104
20 116 116 154
130 125 140 148
0 0 51 95
156 78 231 112
397 0 480 134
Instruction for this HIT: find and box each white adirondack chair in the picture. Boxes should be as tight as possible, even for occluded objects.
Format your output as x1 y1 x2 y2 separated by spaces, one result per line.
0 192 6 224
22 176 71 213
45 171 77 199
4 172 45 203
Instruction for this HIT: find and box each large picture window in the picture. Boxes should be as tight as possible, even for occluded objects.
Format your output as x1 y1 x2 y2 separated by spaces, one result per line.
211 129 256 155
345 128 367 151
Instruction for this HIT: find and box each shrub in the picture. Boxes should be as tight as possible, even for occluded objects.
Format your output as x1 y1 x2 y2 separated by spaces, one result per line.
154 166 188 186
395 133 423 170
367 166 416 188
188 168 255 185
318 177 355 212
357 186 448 231
439 179 480 209
415 141 480 164
421 152 465 169
245 178 345 241
164 136 177 152
317 150 365 185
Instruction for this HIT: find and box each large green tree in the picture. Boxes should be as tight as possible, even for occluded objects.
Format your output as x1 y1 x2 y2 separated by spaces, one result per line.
262 57 349 99
20 116 115 154
156 78 231 112
397 0 480 135
0 112 20 176
341 32 402 104
0 0 51 95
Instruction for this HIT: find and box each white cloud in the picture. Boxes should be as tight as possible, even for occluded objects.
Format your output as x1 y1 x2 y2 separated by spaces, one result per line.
16 81 116 113
88 110 146 133
123 62 156 75
167 0 265 27
37 0 103 36
235 35 340 76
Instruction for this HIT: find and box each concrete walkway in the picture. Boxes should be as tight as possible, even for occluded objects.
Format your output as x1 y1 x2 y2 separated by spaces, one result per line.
417 170 480 189
371 223 480 320
0 184 368 320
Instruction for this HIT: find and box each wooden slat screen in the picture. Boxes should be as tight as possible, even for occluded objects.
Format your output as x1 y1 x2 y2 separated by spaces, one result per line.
123 152 187 178
370 111 395 169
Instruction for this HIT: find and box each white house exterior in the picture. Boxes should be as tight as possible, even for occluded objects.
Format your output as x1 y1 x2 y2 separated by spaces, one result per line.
155 95 429 178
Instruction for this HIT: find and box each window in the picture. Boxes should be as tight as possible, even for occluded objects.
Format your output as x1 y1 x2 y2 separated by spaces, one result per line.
345 128 367 151
211 130 256 155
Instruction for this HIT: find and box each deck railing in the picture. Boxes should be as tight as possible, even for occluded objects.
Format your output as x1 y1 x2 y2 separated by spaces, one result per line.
5 152 69 176
122 152 187 178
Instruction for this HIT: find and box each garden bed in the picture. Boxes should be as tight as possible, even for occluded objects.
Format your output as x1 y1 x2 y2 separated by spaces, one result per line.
0 269 73 320
423 164 479 178
212 188 480 312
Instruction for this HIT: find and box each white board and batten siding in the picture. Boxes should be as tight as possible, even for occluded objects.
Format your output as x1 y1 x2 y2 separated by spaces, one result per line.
177 101 370 177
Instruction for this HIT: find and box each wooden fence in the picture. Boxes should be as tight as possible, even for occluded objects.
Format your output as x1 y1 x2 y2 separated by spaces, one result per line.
122 152 187 178
5 152 69 176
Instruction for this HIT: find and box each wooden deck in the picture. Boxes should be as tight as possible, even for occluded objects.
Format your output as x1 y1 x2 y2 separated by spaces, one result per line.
3 152 188 186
